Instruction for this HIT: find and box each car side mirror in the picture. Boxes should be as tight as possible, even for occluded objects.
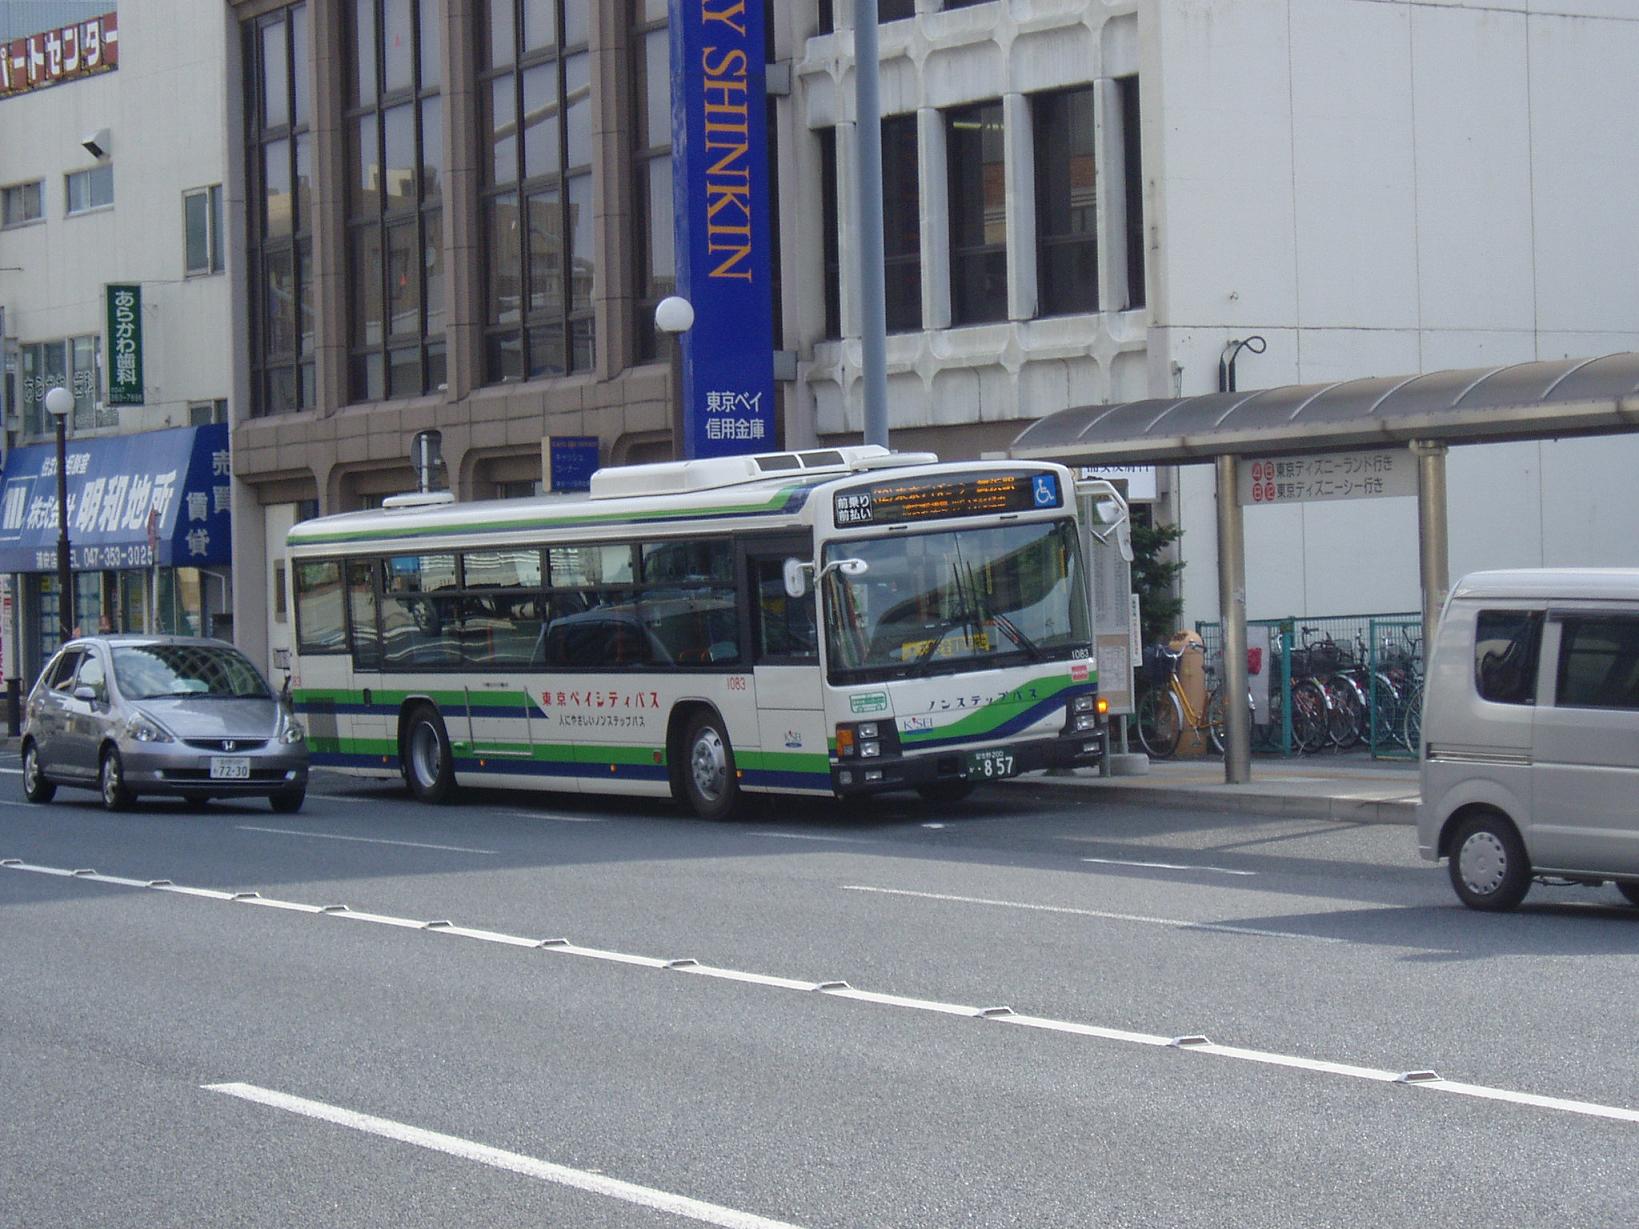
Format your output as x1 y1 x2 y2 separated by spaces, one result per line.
73 684 98 703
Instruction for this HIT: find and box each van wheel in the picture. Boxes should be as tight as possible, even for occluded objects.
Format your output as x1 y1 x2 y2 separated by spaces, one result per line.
402 705 457 804
1616 882 1639 908
1449 811 1531 911
22 741 55 803
682 710 739 820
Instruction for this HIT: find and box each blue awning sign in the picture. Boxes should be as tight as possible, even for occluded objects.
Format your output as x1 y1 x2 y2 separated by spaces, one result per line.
0 423 230 572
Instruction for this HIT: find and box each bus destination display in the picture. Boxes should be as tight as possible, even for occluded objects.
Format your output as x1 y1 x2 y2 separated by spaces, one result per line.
834 471 1062 527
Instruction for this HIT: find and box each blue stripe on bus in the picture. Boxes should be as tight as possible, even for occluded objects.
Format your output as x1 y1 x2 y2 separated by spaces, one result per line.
741 768 834 792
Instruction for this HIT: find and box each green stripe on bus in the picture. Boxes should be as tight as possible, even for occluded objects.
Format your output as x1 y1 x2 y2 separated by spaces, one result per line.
288 484 812 546
736 749 830 774
897 673 1082 745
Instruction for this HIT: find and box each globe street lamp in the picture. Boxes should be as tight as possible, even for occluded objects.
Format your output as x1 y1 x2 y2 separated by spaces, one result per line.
44 385 74 641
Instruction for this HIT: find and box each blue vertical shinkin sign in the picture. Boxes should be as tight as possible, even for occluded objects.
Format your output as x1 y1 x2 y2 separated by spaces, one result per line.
669 0 775 458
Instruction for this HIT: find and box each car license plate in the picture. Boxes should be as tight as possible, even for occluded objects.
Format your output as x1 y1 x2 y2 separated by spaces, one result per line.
210 756 251 780
965 748 1016 780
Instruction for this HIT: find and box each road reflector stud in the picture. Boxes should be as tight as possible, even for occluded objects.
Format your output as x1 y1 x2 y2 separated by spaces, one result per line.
1398 1070 1441 1084
979 1006 1016 1018
1170 1035 1212 1048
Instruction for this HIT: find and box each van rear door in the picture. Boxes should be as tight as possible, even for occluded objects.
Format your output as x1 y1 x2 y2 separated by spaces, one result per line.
1531 610 1639 875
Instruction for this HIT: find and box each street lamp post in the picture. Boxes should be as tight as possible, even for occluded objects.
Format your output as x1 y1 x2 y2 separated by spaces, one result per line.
44 386 74 641
655 296 695 459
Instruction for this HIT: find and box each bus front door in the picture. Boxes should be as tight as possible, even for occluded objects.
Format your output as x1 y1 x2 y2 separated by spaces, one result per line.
745 546 830 796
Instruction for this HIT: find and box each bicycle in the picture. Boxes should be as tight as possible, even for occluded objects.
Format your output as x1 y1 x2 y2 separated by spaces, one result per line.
1134 643 1247 758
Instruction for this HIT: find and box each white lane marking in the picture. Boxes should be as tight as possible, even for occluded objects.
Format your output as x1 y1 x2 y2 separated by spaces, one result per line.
841 884 1338 944
0 767 21 775
205 1083 806 1229
746 832 876 844
7 858 1636 1128
1082 856 1257 877
235 826 496 855
503 810 604 823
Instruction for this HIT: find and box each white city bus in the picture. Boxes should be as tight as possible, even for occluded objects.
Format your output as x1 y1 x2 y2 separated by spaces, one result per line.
285 446 1120 818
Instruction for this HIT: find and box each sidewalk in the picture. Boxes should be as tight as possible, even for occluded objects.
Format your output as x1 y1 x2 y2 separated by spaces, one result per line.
1013 753 1420 824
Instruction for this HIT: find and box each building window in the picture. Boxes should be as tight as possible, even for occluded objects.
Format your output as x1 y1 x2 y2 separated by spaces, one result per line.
244 4 314 416
481 0 595 383
65 164 114 215
18 336 108 437
946 99 1006 325
818 128 840 340
183 185 225 276
346 0 445 403
2 180 44 228
1119 74 1145 311
1033 87 1097 316
630 0 672 363
882 114 921 333
880 0 915 19
189 399 229 425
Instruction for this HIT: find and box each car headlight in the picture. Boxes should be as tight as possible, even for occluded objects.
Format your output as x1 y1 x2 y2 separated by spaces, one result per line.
127 713 174 743
279 719 306 745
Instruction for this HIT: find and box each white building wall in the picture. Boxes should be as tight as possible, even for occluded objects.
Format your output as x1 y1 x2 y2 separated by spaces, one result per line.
1154 0 1639 629
0 0 233 436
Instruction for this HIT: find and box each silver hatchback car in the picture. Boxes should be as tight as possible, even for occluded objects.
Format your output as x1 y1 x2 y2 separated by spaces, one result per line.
22 636 309 812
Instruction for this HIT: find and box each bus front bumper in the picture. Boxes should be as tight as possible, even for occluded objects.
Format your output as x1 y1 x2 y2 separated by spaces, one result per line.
830 731 1104 797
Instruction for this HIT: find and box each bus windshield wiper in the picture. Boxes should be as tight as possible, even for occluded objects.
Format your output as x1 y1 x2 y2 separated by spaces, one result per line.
989 610 1044 660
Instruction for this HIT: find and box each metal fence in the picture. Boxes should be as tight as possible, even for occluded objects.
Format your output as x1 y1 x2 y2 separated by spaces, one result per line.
1195 612 1424 759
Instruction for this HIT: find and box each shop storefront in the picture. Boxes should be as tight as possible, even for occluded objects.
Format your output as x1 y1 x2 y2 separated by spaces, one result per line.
0 424 232 692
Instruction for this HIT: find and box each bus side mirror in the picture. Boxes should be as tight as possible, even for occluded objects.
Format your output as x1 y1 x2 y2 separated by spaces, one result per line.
783 558 810 599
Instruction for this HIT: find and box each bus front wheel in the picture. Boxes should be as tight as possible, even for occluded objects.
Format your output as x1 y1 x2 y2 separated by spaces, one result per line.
403 705 457 804
682 710 740 821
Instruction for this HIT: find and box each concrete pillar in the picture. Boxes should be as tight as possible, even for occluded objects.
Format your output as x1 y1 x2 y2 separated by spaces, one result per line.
1413 440 1450 665
1216 454 1250 783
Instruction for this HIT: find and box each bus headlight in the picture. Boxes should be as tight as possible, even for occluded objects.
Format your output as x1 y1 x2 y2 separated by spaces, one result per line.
859 739 881 758
1073 713 1099 732
1072 694 1096 714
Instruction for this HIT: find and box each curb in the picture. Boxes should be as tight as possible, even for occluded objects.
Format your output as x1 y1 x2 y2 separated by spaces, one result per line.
1010 774 1419 825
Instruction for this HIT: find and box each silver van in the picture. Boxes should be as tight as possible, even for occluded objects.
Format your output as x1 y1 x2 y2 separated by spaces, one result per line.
1417 569 1639 910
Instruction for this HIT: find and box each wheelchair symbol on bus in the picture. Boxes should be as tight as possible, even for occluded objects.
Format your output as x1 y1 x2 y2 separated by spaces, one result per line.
1032 475 1058 507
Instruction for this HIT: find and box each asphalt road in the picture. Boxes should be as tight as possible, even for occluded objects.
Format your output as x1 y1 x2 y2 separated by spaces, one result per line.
3 760 1636 1228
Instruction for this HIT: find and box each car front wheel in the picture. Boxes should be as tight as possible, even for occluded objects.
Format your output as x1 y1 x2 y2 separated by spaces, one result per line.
22 741 55 803
99 748 135 812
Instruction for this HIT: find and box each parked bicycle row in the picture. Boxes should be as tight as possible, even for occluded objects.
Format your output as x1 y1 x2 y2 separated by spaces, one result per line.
1134 616 1425 761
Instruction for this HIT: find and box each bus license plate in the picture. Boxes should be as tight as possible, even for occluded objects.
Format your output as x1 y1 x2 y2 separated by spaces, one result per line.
966 748 1016 780
210 756 251 780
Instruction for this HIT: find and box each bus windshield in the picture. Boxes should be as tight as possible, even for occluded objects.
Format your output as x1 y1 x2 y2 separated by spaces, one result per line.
822 519 1089 682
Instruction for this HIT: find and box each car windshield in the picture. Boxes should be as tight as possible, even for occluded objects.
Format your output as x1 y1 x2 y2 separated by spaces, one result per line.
112 644 271 700
822 518 1090 682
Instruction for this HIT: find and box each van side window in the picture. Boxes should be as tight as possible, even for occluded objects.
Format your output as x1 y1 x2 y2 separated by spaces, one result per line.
1474 610 1541 705
1555 617 1639 711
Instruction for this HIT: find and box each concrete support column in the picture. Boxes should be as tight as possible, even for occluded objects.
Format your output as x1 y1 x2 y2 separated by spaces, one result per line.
918 106 951 333
1094 76 1127 316
442 0 482 404
1216 454 1251 783
1002 92 1036 322
1413 440 1450 665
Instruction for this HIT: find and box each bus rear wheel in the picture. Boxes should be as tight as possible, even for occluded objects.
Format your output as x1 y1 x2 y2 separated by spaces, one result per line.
681 710 740 820
403 705 457 804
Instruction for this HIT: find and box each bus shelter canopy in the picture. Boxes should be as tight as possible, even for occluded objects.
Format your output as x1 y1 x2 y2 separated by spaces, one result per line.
1008 352 1639 465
